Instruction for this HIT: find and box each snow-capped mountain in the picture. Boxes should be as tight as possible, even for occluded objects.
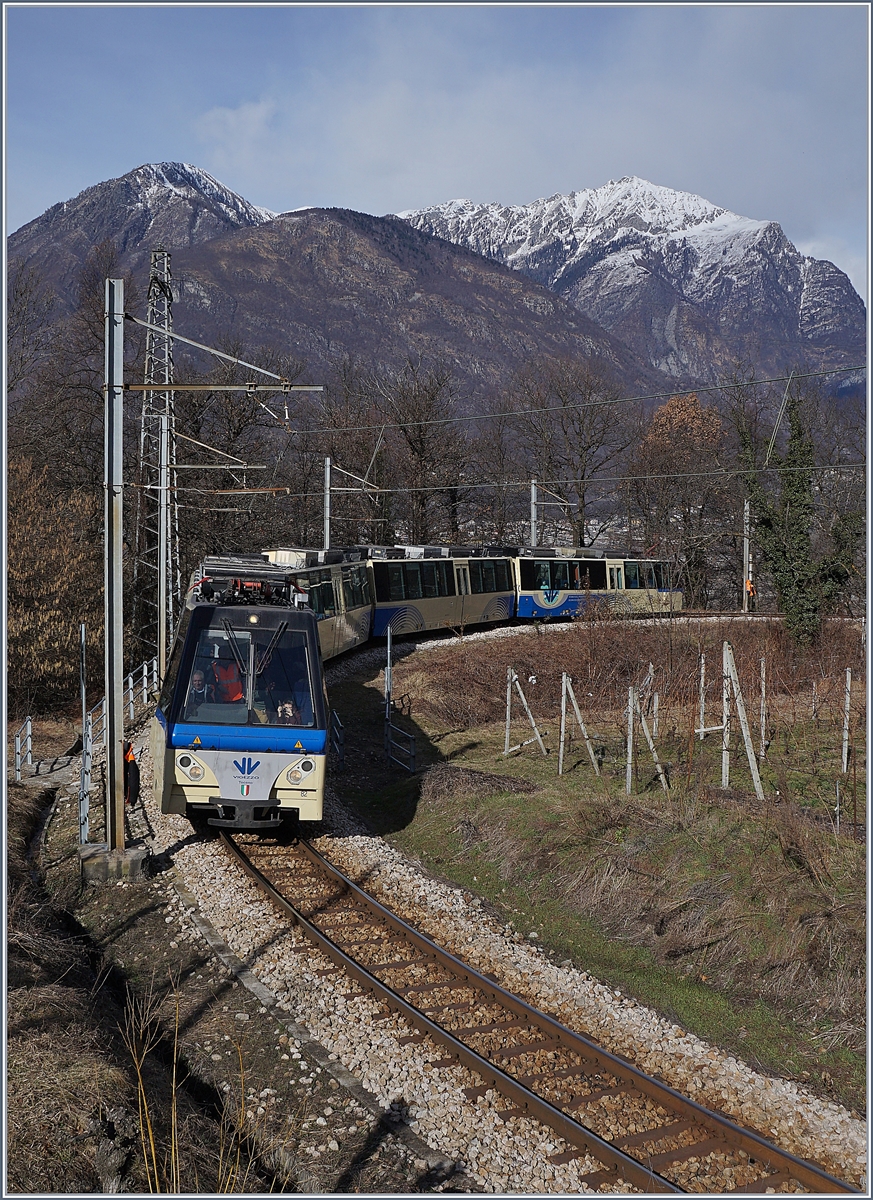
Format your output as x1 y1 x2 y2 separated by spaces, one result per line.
9 162 276 307
400 178 866 382
8 166 672 397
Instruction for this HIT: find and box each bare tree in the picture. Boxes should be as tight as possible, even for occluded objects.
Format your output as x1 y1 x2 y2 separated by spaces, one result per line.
369 357 469 545
626 392 734 608
511 359 632 547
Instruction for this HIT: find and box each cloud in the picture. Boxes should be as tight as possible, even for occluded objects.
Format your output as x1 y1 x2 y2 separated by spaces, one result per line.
194 99 279 175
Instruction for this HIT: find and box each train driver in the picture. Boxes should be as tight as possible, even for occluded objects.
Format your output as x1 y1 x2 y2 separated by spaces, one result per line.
211 644 245 704
263 652 313 725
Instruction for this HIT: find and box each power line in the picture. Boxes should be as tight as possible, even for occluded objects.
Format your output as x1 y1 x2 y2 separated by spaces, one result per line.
269 364 865 439
149 459 864 498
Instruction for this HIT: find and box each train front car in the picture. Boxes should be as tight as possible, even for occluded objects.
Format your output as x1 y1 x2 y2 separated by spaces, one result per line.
150 561 327 831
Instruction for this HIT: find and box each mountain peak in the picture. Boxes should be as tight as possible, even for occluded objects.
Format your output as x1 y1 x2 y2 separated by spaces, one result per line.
125 162 277 225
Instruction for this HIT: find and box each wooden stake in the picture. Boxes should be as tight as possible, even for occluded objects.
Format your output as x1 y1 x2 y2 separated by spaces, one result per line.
626 687 635 795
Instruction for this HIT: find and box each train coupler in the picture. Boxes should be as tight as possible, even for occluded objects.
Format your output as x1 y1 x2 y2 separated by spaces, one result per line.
206 797 284 830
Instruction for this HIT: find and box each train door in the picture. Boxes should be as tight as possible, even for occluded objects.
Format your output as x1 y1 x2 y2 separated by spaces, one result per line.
609 564 623 590
455 561 470 625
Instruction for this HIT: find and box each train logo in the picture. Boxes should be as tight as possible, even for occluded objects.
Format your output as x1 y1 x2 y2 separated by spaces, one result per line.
240 784 250 797
233 757 261 776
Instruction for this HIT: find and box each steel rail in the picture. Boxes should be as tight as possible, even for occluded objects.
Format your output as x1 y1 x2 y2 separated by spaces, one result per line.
221 832 857 1195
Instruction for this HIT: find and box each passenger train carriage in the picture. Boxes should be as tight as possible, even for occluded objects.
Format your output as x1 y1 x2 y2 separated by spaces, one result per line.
152 545 680 831
151 556 330 831
514 549 678 619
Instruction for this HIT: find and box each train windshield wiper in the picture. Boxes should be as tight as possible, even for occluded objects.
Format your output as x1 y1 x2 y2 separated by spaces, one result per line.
220 620 248 675
255 622 288 675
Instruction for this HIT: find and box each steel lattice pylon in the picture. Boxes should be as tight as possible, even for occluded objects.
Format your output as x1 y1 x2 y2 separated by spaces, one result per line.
132 247 181 676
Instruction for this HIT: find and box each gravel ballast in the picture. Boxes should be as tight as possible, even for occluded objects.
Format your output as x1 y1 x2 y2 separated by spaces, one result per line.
134 718 866 1193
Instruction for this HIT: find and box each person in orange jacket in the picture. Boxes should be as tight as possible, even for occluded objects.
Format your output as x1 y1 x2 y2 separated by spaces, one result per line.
124 741 140 807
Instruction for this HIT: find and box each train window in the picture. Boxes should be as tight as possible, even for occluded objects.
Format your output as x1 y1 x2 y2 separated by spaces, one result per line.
641 563 656 590
469 560 501 593
404 563 424 599
609 565 623 590
519 560 547 590
158 608 192 713
437 561 455 596
421 562 439 598
181 625 316 726
551 561 570 591
495 560 512 591
342 564 369 609
624 561 641 589
575 560 607 590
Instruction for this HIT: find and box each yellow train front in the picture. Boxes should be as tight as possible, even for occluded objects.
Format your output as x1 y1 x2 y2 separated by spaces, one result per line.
150 558 328 831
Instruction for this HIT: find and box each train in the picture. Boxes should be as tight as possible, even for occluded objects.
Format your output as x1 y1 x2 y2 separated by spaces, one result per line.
151 545 681 830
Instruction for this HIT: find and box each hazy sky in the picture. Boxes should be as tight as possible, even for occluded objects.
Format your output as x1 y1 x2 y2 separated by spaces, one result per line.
4 3 870 299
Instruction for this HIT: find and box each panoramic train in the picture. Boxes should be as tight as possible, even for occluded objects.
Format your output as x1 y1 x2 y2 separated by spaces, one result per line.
150 555 330 831
151 545 680 830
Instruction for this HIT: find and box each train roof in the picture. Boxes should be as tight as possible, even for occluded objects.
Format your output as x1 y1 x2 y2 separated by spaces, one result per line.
262 543 616 563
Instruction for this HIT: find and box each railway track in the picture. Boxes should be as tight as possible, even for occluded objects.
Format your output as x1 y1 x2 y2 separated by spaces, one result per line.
220 831 856 1195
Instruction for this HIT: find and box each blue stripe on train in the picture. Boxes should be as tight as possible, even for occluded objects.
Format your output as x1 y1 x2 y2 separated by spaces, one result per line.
169 722 327 753
516 594 586 619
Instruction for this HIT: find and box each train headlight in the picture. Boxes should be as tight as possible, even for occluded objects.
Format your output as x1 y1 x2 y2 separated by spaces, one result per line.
178 754 205 781
285 759 315 785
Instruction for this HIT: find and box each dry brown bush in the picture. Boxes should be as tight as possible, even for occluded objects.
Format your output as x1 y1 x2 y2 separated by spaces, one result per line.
420 762 537 805
411 616 865 735
7 458 104 715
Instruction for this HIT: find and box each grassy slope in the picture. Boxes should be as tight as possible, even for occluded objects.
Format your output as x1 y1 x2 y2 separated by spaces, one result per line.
329 620 866 1117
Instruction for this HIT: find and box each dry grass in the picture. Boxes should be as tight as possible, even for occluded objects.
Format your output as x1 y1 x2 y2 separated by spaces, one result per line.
370 617 866 1103
420 762 537 804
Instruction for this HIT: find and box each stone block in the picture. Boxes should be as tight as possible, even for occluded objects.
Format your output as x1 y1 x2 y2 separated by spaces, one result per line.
79 843 149 883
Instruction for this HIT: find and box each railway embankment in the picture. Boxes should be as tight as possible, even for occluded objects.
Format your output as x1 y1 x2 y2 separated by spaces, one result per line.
7 719 459 1194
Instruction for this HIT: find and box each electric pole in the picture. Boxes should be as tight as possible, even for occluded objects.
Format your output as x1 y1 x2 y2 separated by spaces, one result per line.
133 247 180 678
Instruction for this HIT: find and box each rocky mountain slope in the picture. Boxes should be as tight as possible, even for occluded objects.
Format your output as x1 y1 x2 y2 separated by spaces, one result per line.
7 164 671 398
9 162 276 310
400 177 866 383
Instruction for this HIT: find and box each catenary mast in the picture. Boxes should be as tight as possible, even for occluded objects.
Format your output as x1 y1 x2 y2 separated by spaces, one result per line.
132 247 181 678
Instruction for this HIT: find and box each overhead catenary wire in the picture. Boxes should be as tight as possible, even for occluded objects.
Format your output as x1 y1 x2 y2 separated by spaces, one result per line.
241 363 865 439
131 458 864 498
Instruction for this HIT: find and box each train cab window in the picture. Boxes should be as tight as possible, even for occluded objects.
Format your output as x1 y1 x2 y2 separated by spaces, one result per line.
181 624 316 726
158 608 192 713
624 561 641 589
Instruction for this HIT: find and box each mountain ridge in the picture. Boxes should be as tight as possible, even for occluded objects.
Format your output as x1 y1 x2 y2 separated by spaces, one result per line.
8 164 864 394
400 176 866 382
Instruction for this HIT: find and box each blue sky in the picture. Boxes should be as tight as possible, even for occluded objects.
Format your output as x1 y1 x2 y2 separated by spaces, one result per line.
4 3 869 299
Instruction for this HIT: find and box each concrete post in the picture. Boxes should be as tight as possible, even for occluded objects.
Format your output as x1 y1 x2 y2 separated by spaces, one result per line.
104 278 126 853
